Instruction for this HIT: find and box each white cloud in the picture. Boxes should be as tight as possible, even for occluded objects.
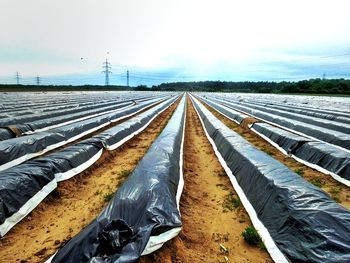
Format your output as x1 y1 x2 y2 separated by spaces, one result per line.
0 0 349 81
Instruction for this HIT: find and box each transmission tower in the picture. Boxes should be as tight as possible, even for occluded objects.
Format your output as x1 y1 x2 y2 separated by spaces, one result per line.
102 59 112 86
127 70 129 87
15 71 20 85
36 75 40 86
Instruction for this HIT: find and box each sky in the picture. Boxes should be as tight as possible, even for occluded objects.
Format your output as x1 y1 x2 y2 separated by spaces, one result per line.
0 0 350 86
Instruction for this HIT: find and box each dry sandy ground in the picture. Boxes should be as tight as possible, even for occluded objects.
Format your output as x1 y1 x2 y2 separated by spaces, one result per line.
140 98 272 263
204 102 350 209
0 100 179 263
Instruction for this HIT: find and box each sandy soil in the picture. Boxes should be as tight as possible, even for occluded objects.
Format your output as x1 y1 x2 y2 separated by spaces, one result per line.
140 98 272 263
0 101 179 263
204 102 350 209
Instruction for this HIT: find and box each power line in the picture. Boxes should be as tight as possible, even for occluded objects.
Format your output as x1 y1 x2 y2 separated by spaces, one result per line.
102 58 112 86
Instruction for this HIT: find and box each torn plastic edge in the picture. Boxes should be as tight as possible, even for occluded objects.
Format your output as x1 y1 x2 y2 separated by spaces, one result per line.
0 98 168 173
190 95 289 263
0 179 57 237
141 227 182 256
105 97 178 151
250 126 350 187
55 148 103 182
141 94 186 256
215 99 350 154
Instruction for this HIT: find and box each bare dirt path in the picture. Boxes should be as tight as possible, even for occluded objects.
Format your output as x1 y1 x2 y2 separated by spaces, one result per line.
204 102 350 209
140 98 272 263
0 101 179 263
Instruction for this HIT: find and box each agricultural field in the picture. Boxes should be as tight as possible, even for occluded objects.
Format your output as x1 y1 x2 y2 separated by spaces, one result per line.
0 91 349 263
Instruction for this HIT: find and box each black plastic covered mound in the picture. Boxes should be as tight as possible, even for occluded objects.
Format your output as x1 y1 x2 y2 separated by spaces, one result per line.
211 97 350 151
251 122 350 179
91 97 178 149
295 142 350 179
39 142 103 181
0 160 57 228
50 96 186 263
0 132 66 169
0 141 102 236
192 96 350 263
251 122 311 154
0 97 140 128
13 101 134 134
0 97 178 237
0 128 14 141
225 95 350 120
199 96 248 124
218 98 350 134
0 97 166 171
249 100 350 125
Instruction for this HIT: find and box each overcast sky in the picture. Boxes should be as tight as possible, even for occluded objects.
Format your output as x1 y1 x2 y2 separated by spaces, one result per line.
0 0 349 85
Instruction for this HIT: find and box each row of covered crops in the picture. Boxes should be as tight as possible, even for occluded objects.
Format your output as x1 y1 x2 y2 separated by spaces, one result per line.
190 94 350 262
1 91 350 262
197 93 350 185
49 95 350 262
0 91 181 236
49 93 350 262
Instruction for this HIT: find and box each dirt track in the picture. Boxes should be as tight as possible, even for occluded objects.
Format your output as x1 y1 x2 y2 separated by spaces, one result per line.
0 101 179 263
140 98 271 263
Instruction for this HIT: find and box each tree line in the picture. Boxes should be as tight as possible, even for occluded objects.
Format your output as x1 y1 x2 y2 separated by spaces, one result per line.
1 78 350 94
150 78 350 94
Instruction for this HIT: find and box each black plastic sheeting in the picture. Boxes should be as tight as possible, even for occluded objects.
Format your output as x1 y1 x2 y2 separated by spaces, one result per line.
249 100 350 125
0 131 66 169
12 101 135 135
15 95 164 135
0 96 179 236
192 96 350 263
0 95 154 128
50 96 186 263
234 96 350 120
199 96 248 124
222 98 350 134
0 161 57 229
0 128 14 141
251 122 350 179
0 97 168 171
209 97 350 151
0 142 101 228
251 122 312 153
0 99 124 127
295 142 350 179
42 142 102 181
90 97 178 149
